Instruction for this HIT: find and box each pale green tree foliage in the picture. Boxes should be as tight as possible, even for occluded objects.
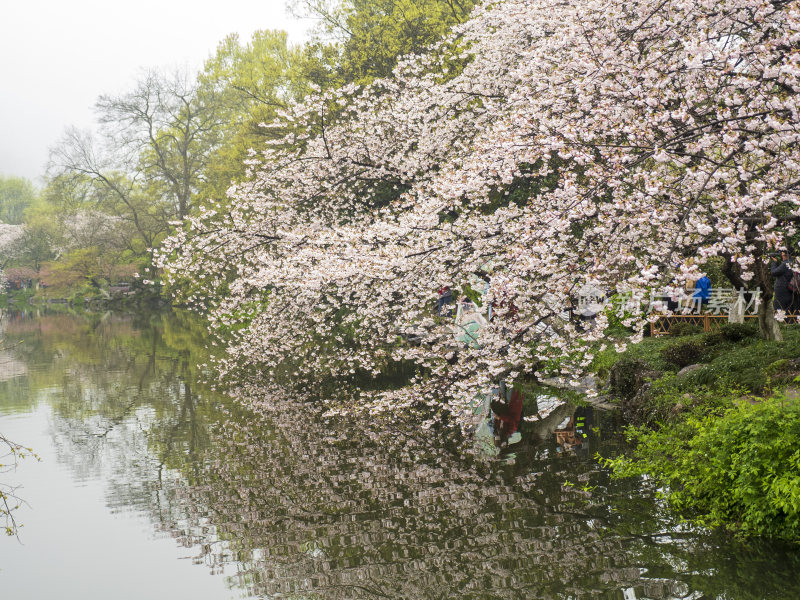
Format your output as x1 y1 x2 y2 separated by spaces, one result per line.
0 175 37 225
37 173 149 290
11 202 59 273
47 139 164 253
293 0 478 84
198 30 306 200
49 67 228 247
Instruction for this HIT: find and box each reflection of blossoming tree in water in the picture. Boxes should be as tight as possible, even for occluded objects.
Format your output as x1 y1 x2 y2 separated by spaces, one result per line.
128 389 641 599
134 388 800 599
0 309 38 537
37 361 638 596
0 434 37 537
9 311 800 598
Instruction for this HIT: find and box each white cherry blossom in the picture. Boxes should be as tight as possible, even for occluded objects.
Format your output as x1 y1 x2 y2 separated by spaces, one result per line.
160 0 800 424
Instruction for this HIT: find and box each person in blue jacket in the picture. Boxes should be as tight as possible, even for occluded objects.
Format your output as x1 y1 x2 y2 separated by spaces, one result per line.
693 274 711 306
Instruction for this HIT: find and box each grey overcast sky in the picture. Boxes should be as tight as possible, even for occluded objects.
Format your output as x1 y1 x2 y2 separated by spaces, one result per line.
0 0 310 185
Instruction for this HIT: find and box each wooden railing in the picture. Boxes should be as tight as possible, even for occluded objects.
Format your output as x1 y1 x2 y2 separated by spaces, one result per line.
650 312 800 336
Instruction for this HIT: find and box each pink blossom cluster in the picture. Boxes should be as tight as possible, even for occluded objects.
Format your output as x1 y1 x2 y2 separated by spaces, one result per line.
0 222 25 290
159 0 800 424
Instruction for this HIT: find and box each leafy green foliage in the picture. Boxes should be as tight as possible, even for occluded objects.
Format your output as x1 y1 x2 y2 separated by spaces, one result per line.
13 202 59 271
595 326 800 391
603 392 800 541
592 335 675 375
608 357 658 399
594 323 800 539
669 321 703 337
198 30 306 201
0 176 37 224
718 322 758 342
297 0 479 85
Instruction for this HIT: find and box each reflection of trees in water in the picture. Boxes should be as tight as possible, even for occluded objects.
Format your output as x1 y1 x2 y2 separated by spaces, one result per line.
152 386 779 600
148 394 637 599
6 309 219 507
0 347 26 382
8 310 800 599
132 396 800 600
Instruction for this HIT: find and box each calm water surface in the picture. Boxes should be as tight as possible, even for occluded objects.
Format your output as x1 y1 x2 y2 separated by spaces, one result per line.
1 309 799 599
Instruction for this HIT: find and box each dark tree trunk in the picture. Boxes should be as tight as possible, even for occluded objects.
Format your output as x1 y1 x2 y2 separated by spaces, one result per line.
722 252 781 340
755 257 782 341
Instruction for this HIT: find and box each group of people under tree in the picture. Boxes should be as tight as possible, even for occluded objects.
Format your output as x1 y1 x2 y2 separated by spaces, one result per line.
438 253 800 328
771 249 800 315
690 250 800 322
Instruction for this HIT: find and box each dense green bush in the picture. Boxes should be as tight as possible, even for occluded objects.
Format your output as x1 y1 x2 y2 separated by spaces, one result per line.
592 324 800 395
602 393 800 542
701 330 726 347
593 326 800 539
718 322 758 342
608 358 659 399
669 322 703 337
660 339 705 368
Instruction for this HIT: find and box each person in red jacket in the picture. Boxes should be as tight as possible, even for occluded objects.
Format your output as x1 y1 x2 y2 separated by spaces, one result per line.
436 285 453 316
492 388 523 446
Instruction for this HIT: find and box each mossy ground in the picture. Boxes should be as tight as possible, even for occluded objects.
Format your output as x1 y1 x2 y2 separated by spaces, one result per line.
593 324 800 413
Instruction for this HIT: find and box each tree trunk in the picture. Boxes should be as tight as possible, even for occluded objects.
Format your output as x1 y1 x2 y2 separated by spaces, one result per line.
758 293 782 341
755 259 782 341
724 252 782 340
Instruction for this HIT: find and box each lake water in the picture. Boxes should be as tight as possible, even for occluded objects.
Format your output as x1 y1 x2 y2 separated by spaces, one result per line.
1 309 799 599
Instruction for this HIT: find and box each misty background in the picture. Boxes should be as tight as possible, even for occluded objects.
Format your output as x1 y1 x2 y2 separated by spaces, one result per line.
0 0 308 183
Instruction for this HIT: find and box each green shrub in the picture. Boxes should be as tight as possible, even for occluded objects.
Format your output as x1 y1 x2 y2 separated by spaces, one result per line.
660 339 705 368
765 359 790 376
608 357 659 399
702 330 726 347
669 322 703 337
589 348 619 382
719 322 757 342
602 393 800 541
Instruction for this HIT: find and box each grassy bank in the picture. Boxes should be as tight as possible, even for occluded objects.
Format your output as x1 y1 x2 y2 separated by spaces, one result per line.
592 323 800 542
1 285 165 311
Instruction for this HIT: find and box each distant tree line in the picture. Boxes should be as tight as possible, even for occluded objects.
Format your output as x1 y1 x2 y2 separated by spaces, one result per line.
0 0 476 298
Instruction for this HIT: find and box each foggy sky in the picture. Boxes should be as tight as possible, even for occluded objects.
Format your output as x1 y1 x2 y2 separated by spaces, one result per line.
0 0 309 186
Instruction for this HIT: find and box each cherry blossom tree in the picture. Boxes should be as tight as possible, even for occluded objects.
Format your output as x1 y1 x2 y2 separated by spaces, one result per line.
0 222 25 290
160 0 800 424
57 210 127 255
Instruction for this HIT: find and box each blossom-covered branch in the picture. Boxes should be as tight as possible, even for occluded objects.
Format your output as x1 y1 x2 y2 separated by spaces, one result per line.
160 0 800 424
